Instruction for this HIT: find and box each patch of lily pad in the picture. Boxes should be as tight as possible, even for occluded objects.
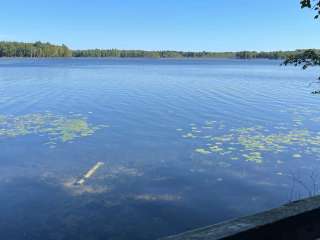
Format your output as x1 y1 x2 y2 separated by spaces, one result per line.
179 110 320 165
195 148 211 154
0 112 109 147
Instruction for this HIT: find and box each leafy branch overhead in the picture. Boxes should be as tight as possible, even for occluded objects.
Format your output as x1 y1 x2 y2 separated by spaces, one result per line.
283 50 320 79
300 0 320 19
283 1 320 86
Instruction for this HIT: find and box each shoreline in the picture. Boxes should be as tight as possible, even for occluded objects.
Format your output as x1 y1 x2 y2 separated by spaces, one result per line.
0 57 282 60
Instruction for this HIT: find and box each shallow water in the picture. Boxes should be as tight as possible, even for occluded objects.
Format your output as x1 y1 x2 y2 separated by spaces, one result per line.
0 58 320 239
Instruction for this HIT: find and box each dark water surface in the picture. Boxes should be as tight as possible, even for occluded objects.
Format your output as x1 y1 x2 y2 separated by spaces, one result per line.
0 58 320 239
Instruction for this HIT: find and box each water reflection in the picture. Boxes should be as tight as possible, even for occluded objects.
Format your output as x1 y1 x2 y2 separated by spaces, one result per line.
0 58 319 239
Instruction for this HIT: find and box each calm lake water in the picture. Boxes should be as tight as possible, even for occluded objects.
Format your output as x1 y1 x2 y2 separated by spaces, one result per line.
0 58 320 239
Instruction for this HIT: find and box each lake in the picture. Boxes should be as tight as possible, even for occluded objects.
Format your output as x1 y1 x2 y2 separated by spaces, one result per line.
0 58 319 240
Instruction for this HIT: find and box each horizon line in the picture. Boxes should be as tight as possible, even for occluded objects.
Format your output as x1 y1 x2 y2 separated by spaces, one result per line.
0 40 316 53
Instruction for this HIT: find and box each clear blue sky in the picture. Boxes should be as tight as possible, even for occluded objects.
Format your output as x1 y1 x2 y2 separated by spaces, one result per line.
1 0 319 51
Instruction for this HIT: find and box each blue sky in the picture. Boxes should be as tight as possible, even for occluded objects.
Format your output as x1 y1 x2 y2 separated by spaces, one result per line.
1 0 319 51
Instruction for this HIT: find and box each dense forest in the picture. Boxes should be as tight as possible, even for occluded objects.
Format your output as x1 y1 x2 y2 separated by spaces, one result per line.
0 41 72 57
72 49 237 58
0 41 315 59
72 49 301 59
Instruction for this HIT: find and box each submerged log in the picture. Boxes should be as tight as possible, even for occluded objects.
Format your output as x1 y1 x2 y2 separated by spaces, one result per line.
75 161 104 186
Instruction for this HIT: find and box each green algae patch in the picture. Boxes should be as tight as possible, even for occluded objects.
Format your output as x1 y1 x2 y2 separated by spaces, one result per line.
0 113 108 147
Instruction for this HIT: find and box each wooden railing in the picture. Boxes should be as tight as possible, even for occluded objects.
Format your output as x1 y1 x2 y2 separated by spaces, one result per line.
160 195 320 240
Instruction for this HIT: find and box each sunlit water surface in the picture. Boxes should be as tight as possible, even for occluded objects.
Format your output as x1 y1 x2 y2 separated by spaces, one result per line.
0 58 320 239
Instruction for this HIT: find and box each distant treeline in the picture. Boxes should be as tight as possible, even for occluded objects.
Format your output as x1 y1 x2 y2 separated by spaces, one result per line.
0 41 314 59
72 49 236 58
73 49 299 59
0 41 72 57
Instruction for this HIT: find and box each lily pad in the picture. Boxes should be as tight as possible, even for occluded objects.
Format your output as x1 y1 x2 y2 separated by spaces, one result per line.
0 113 108 147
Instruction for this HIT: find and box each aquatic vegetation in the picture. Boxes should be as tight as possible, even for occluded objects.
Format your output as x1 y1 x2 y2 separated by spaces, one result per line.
63 178 110 196
0 113 108 147
179 112 320 166
104 166 144 178
133 194 182 202
209 145 223 153
182 133 196 138
195 148 211 154
242 152 263 164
